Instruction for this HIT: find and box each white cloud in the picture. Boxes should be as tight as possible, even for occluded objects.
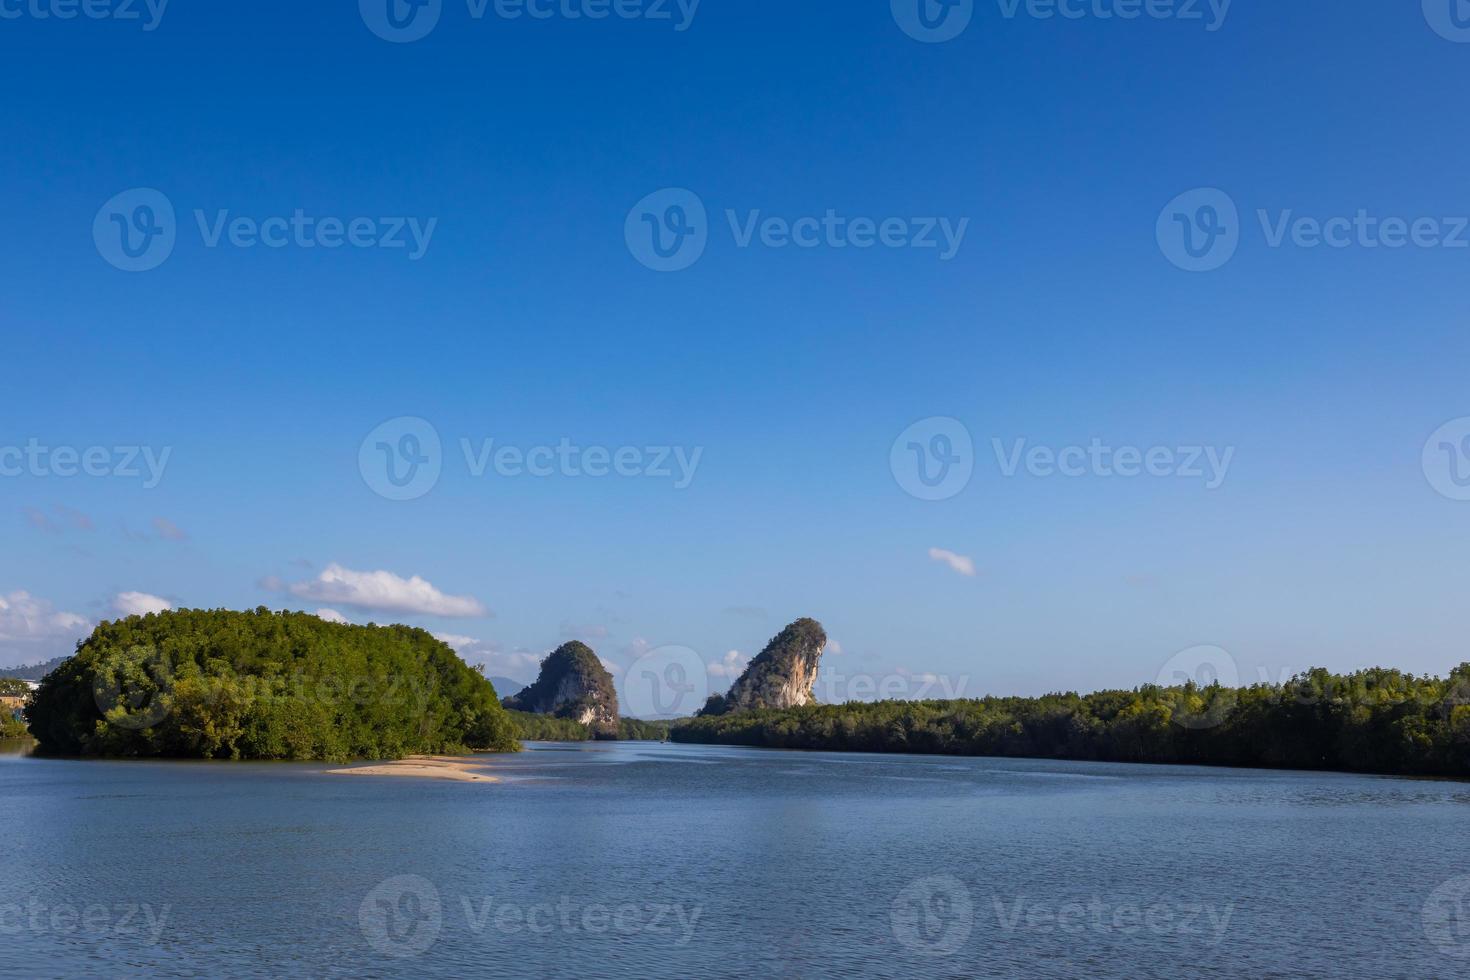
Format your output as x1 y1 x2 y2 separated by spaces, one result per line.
827 638 844 655
0 591 89 642
708 649 750 679
928 548 977 577
598 656 623 676
315 608 349 624
113 591 173 617
284 564 487 618
433 633 541 679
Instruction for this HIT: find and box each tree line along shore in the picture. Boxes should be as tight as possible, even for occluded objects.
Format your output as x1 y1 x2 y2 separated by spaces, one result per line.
10 607 1470 778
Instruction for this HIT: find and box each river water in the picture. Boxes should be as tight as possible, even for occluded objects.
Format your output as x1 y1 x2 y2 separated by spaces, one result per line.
3 739 1468 978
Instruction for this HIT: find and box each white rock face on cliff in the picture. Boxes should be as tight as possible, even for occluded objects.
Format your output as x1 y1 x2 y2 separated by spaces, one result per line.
701 618 827 716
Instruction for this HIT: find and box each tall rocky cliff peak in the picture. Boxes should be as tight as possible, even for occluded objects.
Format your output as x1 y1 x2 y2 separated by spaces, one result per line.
503 641 619 738
699 618 827 716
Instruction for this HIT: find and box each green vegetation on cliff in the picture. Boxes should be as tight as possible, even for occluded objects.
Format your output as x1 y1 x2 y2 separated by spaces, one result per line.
25 608 520 761
673 666 1470 777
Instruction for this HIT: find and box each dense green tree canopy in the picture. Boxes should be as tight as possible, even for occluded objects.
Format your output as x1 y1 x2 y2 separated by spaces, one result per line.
25 607 520 762
674 665 1470 777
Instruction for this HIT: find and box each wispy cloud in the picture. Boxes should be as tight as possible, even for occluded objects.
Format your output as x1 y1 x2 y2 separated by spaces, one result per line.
113 591 173 617
0 591 90 642
152 517 188 541
433 632 541 679
23 505 93 534
280 564 487 618
928 547 977 577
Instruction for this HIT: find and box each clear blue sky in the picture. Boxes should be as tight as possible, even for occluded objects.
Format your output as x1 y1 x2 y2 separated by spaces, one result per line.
3 1 1468 705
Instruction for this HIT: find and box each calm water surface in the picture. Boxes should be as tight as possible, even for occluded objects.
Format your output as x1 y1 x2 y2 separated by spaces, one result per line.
3 738 1469 978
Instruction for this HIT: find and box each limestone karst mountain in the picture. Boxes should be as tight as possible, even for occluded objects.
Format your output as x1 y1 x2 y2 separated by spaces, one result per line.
698 618 827 717
502 641 619 738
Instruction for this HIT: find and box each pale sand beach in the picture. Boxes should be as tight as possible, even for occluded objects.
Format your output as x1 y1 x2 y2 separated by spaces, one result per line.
325 756 499 782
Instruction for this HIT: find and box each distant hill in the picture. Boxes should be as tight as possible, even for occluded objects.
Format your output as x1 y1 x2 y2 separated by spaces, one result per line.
487 676 527 700
1 656 68 681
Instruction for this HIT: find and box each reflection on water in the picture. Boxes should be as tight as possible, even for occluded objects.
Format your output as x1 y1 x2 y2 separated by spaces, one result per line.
0 737 34 758
3 741 1469 978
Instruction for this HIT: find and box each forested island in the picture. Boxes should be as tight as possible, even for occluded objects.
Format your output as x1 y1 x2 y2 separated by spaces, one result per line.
672 665 1470 778
24 608 519 761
